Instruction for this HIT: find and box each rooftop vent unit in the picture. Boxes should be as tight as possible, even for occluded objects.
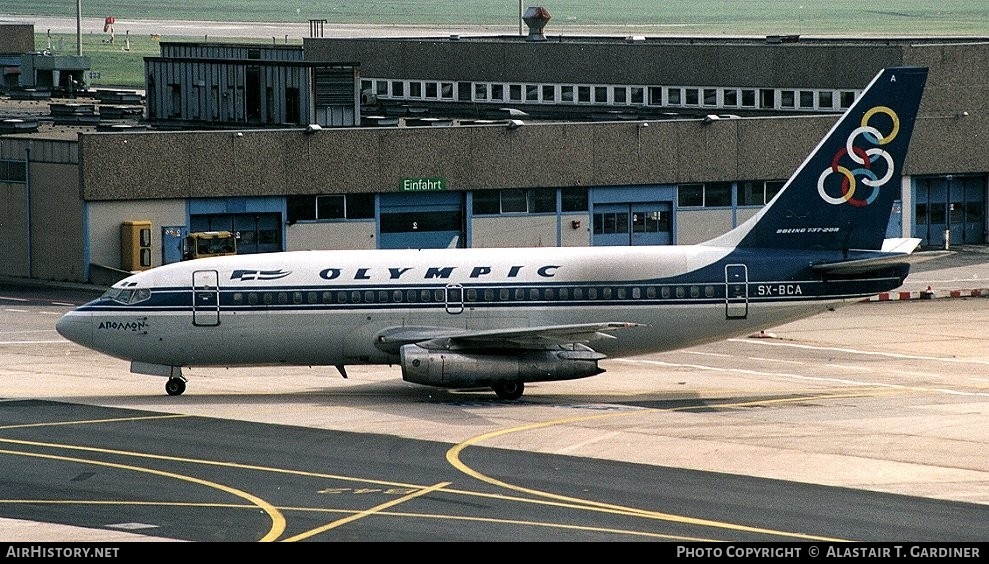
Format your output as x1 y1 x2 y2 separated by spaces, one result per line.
523 7 551 42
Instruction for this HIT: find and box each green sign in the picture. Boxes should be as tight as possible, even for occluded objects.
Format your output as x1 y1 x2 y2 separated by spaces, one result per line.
400 177 446 192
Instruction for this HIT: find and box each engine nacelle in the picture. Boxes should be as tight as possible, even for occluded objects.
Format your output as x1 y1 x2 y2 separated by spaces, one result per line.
399 344 605 388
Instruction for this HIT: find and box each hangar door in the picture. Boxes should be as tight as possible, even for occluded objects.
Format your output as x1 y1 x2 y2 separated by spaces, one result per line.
914 176 986 247
592 203 672 246
190 213 282 254
378 192 465 249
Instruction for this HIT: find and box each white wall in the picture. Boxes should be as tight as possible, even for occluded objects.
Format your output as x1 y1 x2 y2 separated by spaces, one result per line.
88 200 186 270
287 221 377 250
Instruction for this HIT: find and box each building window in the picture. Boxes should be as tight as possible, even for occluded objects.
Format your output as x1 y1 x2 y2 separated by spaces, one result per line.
723 89 738 107
678 183 731 208
561 187 588 212
365 76 849 115
760 89 776 109
542 84 555 102
741 89 756 107
839 91 856 108
780 90 795 108
705 182 732 207
799 90 814 109
0 160 27 183
560 85 575 103
613 87 627 105
578 86 591 103
630 87 644 105
667 88 682 105
594 211 629 234
526 84 539 101
648 86 662 105
287 194 375 222
678 184 704 207
501 189 527 213
685 88 699 106
472 189 557 215
738 180 785 206
739 181 763 206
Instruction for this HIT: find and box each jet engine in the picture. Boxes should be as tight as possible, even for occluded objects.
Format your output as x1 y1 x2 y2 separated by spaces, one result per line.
399 343 605 389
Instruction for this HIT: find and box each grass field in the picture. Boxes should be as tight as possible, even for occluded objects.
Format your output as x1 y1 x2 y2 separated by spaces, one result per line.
8 1 989 35
12 1 989 88
35 32 300 88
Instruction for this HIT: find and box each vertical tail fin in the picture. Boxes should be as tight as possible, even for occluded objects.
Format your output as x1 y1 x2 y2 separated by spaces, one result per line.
706 66 928 252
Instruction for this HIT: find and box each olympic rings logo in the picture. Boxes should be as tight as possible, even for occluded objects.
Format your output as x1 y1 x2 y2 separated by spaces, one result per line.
817 106 900 207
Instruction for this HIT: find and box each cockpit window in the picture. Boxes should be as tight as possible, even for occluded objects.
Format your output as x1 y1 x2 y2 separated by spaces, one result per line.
102 287 152 304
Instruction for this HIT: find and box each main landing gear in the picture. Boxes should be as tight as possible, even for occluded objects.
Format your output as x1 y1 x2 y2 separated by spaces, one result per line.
492 381 524 400
165 376 187 396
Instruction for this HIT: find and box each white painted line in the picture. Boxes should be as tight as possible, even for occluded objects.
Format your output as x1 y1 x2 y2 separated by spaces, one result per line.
615 358 989 398
729 338 989 366
0 340 70 345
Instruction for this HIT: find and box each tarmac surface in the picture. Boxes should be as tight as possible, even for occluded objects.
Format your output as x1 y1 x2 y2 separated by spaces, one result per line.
1 247 987 541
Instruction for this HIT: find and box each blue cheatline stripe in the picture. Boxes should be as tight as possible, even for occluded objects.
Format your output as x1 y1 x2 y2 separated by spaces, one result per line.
77 276 899 314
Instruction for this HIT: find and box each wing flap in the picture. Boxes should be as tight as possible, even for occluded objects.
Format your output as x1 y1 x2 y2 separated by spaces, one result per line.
375 322 644 352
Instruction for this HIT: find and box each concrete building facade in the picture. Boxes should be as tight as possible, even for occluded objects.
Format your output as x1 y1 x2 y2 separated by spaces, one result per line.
1 32 987 284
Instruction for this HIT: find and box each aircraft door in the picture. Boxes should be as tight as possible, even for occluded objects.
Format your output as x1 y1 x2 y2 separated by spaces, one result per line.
725 264 748 319
192 270 221 326
445 284 464 314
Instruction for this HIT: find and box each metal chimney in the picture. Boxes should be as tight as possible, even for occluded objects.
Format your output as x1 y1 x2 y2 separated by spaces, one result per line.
522 7 551 42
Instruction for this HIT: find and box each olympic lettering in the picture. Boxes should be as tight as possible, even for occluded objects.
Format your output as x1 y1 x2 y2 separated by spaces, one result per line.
817 105 900 207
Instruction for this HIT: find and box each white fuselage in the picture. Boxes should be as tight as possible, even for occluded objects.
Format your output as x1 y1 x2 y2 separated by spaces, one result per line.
57 245 868 369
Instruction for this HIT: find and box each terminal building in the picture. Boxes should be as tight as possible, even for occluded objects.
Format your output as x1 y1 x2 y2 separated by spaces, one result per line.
1 15 987 284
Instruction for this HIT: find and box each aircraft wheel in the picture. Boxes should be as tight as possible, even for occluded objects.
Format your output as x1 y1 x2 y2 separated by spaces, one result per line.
493 381 524 400
165 378 186 396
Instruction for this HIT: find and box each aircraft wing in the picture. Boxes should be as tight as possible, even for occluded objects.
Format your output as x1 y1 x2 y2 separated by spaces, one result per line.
375 322 644 351
811 250 954 276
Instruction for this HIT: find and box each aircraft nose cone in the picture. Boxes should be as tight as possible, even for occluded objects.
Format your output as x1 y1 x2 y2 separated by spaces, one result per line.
56 311 92 347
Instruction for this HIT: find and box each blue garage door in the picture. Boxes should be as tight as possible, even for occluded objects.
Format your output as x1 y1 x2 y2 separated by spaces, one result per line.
592 203 672 246
914 176 986 247
378 192 465 249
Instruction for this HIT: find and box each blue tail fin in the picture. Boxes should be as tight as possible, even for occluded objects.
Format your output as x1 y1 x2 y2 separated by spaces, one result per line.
707 66 928 252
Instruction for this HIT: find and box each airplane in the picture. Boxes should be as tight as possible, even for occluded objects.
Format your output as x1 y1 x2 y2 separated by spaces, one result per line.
57 66 945 400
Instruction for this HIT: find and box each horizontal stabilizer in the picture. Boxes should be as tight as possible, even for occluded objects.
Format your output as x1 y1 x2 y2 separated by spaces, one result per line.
881 237 922 253
811 250 954 276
